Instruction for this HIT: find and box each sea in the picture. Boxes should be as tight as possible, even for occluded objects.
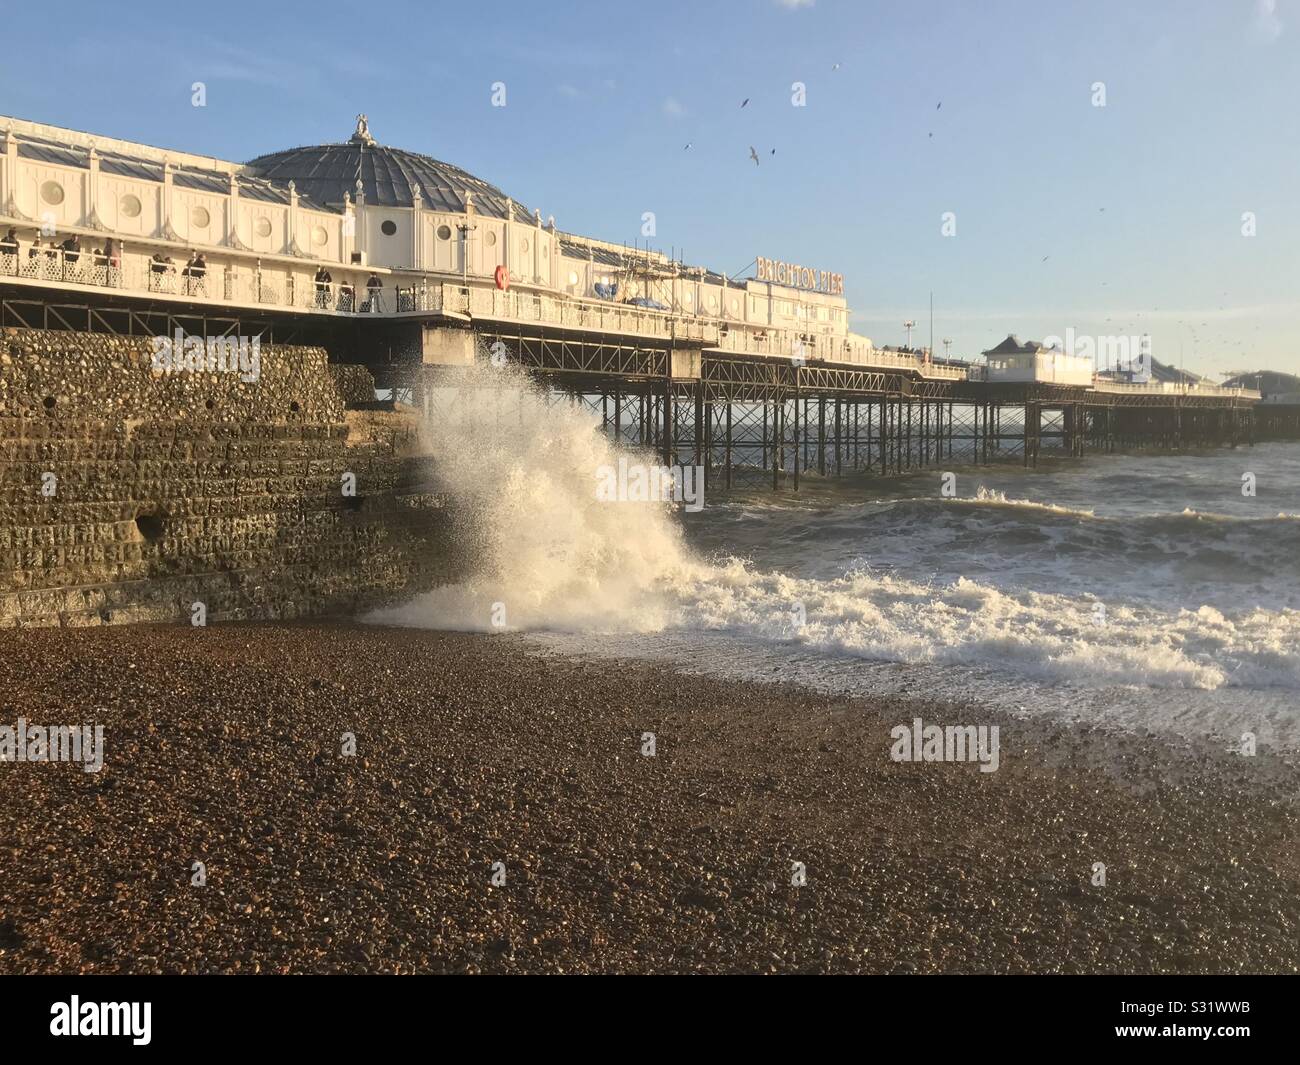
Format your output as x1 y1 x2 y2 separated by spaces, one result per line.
369 363 1300 749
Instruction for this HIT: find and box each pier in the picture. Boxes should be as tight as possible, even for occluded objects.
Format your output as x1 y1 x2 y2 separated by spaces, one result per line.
0 110 1289 506
422 309 1263 491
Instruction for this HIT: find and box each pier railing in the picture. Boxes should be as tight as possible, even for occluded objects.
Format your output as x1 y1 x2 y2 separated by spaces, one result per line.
1091 378 1261 399
429 283 720 343
0 247 1264 399
0 247 377 314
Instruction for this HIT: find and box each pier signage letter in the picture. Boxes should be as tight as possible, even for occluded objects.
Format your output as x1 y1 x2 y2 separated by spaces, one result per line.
755 256 844 296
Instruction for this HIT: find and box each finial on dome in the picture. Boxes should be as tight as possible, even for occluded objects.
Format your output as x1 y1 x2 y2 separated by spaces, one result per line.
350 114 375 145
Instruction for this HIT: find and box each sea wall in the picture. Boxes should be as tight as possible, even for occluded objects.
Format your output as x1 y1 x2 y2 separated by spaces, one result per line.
0 328 452 627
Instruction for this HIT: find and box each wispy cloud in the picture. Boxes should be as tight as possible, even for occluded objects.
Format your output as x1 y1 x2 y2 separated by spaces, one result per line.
1253 0 1284 41
662 96 685 117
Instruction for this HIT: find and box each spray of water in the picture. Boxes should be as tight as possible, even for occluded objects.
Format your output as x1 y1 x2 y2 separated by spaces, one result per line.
369 357 704 633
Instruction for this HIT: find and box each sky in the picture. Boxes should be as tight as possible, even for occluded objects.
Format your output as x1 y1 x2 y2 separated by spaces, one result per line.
1 0 1297 378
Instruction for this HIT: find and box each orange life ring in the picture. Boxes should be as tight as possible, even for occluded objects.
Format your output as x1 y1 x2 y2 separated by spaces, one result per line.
495 265 510 291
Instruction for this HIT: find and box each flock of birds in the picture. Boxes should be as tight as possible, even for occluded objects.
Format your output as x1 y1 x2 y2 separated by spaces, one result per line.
671 70 1265 372
680 64 943 166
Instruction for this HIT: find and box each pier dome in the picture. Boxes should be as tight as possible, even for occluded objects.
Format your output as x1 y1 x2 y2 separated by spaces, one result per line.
245 115 534 221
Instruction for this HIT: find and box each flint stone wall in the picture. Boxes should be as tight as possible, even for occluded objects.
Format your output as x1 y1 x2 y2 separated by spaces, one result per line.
0 328 452 627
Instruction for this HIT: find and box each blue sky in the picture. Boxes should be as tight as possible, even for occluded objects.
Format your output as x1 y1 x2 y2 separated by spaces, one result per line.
2 0 1297 376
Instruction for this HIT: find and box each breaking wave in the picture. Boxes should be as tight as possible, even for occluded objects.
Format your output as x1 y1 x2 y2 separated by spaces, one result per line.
369 361 1300 699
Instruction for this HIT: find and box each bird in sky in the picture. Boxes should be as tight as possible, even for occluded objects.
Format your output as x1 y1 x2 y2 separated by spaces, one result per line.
936 101 942 109
832 62 841 71
770 148 776 155
1041 255 1050 262
741 98 749 108
749 146 760 165
684 143 692 150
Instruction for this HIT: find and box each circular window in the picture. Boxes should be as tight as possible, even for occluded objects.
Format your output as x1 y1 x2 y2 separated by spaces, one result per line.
381 220 397 236
311 225 328 246
190 206 210 228
436 224 452 240
484 230 497 247
520 239 530 255
254 217 272 237
567 271 579 286
40 181 64 205
119 194 142 218
684 292 693 304
708 295 718 309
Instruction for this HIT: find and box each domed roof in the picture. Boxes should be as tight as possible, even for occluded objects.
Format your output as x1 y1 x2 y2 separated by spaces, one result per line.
244 115 534 222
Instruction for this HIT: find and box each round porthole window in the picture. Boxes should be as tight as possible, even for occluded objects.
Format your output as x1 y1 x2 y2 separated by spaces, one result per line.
567 271 579 286
119 194 142 218
40 181 64 205
254 217 272 237
311 225 328 246
484 230 497 246
436 224 452 240
381 220 397 236
708 295 718 309
191 206 210 228
520 239 530 255
684 292 693 304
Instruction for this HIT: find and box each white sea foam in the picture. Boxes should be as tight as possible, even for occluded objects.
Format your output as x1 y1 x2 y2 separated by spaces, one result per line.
368 363 1300 736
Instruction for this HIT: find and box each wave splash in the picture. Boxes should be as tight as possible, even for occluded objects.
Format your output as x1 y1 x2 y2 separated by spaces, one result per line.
369 361 1300 692
370 358 701 633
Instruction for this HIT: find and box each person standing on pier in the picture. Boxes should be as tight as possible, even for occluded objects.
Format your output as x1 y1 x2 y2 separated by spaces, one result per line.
314 265 333 309
60 234 81 279
0 228 18 274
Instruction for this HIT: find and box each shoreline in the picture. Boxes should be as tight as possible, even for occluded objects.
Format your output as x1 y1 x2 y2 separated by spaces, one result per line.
1 621 1296 974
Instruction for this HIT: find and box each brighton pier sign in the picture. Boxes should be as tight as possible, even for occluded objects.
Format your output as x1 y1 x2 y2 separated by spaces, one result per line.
755 256 844 295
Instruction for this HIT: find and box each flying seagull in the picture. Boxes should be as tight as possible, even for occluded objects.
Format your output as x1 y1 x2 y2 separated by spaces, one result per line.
936 101 942 110
684 143 692 150
749 146 760 165
741 98 749 108
1041 255 1050 262
770 148 776 155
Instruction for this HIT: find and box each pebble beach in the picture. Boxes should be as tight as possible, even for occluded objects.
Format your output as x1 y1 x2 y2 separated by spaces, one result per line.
1 622 1296 974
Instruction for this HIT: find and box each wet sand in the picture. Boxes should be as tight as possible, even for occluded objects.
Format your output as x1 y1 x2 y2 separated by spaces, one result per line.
0 622 1296 974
